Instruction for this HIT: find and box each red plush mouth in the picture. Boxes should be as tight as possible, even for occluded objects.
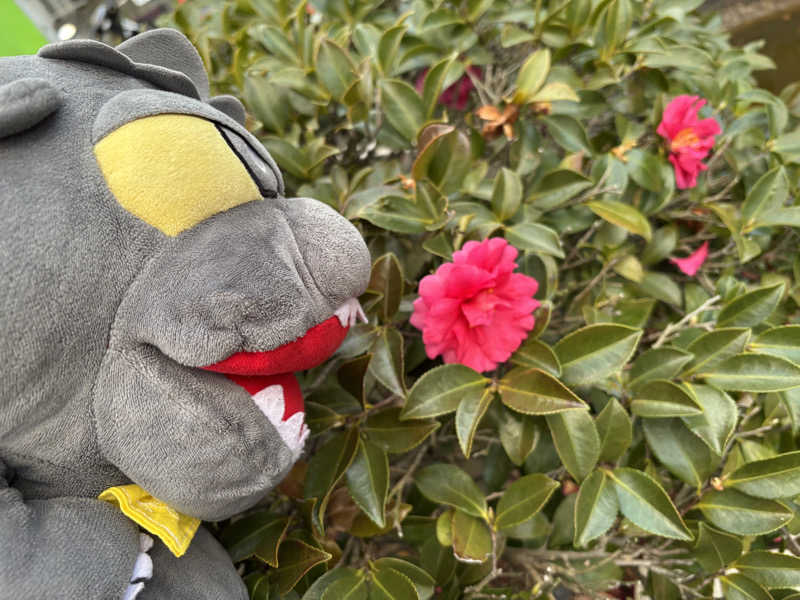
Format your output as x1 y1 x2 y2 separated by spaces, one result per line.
201 299 364 421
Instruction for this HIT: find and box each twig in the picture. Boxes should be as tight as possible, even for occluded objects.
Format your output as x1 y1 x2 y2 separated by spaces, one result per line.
570 257 622 307
651 295 721 349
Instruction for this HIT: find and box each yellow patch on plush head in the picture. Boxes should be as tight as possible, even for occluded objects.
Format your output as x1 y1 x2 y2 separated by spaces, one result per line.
94 114 261 236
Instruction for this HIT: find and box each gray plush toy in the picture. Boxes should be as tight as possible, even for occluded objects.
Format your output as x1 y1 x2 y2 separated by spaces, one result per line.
0 28 370 599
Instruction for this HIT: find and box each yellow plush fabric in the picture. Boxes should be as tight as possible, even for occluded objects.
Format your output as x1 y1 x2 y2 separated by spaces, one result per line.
99 484 201 557
94 114 261 236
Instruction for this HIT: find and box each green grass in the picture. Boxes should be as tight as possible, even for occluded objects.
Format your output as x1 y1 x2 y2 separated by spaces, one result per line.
0 0 48 57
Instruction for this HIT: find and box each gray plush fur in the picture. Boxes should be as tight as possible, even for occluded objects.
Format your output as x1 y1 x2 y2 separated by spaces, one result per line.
0 29 370 599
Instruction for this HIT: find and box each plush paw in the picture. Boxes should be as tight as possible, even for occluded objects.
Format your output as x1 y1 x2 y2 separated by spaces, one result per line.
122 534 153 600
252 385 309 460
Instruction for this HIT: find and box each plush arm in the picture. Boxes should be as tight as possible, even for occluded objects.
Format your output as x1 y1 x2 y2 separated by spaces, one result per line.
93 347 296 521
0 458 140 599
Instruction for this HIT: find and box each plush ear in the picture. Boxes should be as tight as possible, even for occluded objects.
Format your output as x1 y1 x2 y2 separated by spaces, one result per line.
116 29 210 99
0 78 62 139
208 95 246 125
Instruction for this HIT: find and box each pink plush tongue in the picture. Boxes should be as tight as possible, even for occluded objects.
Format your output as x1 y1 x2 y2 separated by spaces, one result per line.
202 315 350 420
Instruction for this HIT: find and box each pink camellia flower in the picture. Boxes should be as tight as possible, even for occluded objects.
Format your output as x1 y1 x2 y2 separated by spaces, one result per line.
670 241 709 276
410 238 539 373
657 95 721 189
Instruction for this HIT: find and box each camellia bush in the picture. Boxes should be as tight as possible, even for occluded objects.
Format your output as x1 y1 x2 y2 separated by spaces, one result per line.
164 0 800 597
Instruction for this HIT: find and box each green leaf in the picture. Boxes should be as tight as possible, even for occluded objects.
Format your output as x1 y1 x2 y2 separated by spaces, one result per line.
221 510 290 564
415 463 488 519
630 380 703 418
742 166 789 231
642 418 719 487
369 567 419 600
497 408 540 466
586 200 652 241
304 428 359 533
316 39 355 100
302 568 361 600
574 469 619 547
338 355 371 408
491 168 522 221
403 364 489 419
274 539 332 594
496 474 559 530
451 510 492 564
734 551 800 588
510 338 561 376
528 169 593 211
321 573 367 600
244 76 289 135
244 573 271 600
753 207 800 229
380 79 425 142
554 324 641 386
369 328 406 397
372 558 434 600
363 407 438 454
546 409 600 482
693 522 743 572
752 325 800 364
717 283 784 328
681 383 738 455
629 347 694 389
602 0 632 54
542 115 593 154
608 468 692 541
530 82 580 103
625 149 664 192
499 367 586 414
346 439 389 528
700 353 800 392
412 126 471 194
595 398 632 463
367 254 404 323
377 25 406 76
728 451 800 499
421 54 457 119
455 388 494 458
684 328 751 374
504 222 565 258
720 573 772 600
638 271 682 307
513 48 550 104
697 489 793 535
263 137 310 179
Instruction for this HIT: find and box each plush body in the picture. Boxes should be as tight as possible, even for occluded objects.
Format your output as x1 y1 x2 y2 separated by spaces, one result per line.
0 29 370 599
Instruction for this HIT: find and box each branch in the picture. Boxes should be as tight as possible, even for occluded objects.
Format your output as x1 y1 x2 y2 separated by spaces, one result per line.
651 295 721 349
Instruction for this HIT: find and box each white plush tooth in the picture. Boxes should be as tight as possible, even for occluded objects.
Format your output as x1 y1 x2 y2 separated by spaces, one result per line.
253 385 286 428
252 385 308 459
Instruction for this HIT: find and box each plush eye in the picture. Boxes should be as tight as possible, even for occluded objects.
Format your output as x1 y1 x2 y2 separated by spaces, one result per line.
219 127 277 197
94 114 262 236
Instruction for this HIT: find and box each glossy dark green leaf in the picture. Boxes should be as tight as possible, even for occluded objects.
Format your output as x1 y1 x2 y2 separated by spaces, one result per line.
367 253 404 322
700 353 800 393
421 54 457 119
751 326 800 364
402 364 489 419
628 347 694 389
697 489 793 535
602 0 633 54
513 48 550 103
720 573 772 600
554 324 641 386
728 451 800 499
368 567 419 600
345 439 389 528
684 328 751 374
681 383 737 455
642 418 718 487
380 79 425 142
450 510 492 563
363 407 438 454
509 338 561 376
546 409 600 481
734 551 800 588
504 222 565 258
692 522 742 572
455 388 494 458
497 408 540 466
491 168 522 221
499 367 586 414
742 166 789 231
542 115 593 154
372 558 434 600
316 39 355 100
528 169 593 211
496 473 559 530
274 539 332 594
302 567 362 600
369 328 406 397
595 398 632 463
586 200 652 240
625 148 664 192
377 25 406 76
717 283 784 328
222 510 290 564
304 428 359 533
609 468 692 541
630 380 703 418
414 463 488 519
338 354 371 408
320 572 367 600
411 126 471 194
574 469 619 547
